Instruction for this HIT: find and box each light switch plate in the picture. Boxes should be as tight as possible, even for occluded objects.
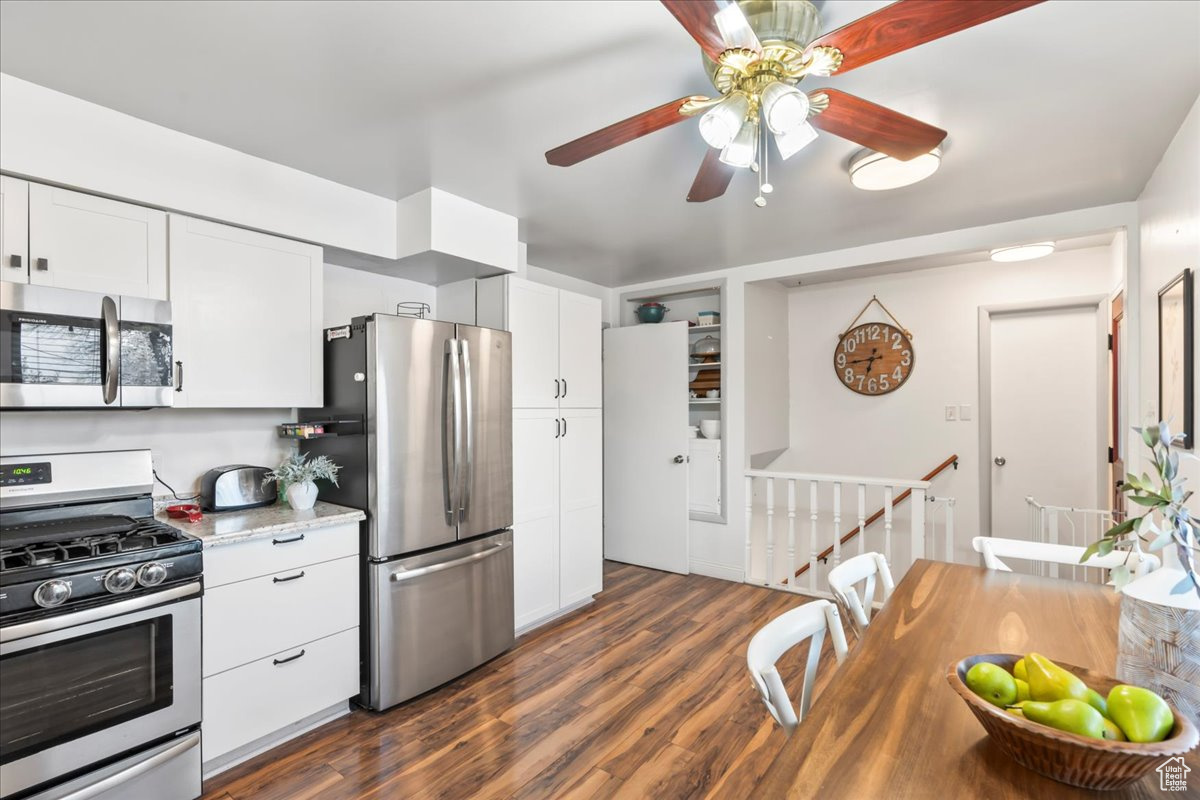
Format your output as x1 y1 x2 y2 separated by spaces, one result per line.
959 404 973 421
945 405 958 421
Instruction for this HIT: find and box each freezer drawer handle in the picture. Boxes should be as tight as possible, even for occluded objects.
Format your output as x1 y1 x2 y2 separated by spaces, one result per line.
272 570 305 583
390 541 512 583
272 534 306 545
273 649 306 666
51 731 200 800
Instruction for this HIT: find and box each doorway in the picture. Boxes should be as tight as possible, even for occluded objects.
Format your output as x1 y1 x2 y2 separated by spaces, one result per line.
979 297 1108 547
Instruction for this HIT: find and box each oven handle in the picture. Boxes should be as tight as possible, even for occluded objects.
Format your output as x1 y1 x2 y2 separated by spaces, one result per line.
100 295 120 406
45 730 200 800
0 582 200 644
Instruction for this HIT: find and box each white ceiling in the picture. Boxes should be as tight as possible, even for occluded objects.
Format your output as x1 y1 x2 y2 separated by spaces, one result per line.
1 1 1197 287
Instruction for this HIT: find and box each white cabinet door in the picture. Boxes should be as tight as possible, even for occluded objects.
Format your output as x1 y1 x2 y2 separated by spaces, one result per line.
169 215 323 408
0 177 29 284
28 183 167 299
513 409 560 629
558 290 602 409
508 278 560 408
559 408 603 605
688 439 722 515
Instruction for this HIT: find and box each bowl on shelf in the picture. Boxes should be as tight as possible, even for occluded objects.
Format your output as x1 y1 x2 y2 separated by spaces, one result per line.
700 420 721 439
635 302 668 323
947 653 1198 790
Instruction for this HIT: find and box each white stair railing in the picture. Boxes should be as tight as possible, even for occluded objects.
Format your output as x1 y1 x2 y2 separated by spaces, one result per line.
746 469 955 597
1025 497 1121 583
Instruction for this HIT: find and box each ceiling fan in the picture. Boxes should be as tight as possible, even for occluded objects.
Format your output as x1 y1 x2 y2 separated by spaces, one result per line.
545 0 1045 204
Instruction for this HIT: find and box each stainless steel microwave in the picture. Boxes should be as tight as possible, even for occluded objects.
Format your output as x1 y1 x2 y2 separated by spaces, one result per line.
0 283 174 409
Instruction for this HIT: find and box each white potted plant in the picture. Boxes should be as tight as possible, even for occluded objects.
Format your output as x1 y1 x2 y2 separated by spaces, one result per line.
264 452 341 511
1085 421 1199 725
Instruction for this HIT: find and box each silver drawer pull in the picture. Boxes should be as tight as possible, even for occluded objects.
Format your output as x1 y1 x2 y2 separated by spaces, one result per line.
272 534 306 545
273 649 306 666
390 541 512 583
272 570 305 583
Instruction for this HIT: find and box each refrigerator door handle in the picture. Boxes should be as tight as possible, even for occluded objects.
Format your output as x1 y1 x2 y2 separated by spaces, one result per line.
442 339 462 526
459 338 474 523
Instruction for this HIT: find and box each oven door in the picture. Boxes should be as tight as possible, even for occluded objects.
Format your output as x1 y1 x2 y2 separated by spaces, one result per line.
0 583 201 799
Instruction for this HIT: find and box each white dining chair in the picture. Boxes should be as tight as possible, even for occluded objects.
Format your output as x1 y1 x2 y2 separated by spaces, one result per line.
826 551 895 638
747 599 849 736
972 536 1160 579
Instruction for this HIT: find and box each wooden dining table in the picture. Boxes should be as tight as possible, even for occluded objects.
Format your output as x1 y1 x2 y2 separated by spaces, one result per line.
756 559 1200 799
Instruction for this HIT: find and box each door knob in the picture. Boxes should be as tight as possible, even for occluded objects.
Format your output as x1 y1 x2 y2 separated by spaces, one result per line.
673 455 686 464
994 456 1006 466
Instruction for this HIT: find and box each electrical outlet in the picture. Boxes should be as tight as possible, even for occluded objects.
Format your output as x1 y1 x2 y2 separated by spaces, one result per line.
959 404 973 421
945 405 958 422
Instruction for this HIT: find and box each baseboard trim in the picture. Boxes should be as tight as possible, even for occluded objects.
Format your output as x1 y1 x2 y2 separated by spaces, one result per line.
202 701 350 779
689 558 744 583
515 596 595 636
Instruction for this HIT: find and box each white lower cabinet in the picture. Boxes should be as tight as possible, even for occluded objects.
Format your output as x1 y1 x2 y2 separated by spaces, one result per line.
689 438 721 515
201 522 359 771
513 516 560 629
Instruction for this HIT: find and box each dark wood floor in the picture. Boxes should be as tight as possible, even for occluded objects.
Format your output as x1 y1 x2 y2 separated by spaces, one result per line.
201 561 841 800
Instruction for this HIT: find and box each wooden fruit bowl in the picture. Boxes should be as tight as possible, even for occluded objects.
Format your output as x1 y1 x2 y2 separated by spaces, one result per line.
948 654 1198 791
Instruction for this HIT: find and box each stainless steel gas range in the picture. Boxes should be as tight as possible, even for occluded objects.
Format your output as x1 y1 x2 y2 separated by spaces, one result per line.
0 450 202 800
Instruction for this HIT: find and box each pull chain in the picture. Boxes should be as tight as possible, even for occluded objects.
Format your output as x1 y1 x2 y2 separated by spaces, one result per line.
754 120 767 207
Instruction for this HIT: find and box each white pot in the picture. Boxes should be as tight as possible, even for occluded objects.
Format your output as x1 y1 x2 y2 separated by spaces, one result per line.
285 480 318 511
1117 568 1200 726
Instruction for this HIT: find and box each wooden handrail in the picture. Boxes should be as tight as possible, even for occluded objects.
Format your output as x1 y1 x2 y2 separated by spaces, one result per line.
792 454 958 580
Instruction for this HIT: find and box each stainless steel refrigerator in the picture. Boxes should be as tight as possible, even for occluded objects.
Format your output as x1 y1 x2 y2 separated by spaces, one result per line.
301 313 514 711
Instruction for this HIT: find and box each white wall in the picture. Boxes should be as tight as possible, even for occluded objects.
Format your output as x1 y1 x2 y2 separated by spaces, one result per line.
745 281 789 465
0 264 440 496
773 246 1117 562
1137 95 1200 538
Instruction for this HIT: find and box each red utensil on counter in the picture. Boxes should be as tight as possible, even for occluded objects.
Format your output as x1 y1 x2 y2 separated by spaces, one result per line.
166 504 203 523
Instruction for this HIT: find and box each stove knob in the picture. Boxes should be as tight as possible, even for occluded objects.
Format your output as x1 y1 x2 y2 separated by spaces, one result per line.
104 567 138 594
137 562 168 587
34 579 71 608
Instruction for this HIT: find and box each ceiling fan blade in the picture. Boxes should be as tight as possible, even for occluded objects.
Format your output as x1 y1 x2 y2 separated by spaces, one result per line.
687 149 735 203
545 97 699 167
661 0 760 61
807 0 1045 74
808 89 946 161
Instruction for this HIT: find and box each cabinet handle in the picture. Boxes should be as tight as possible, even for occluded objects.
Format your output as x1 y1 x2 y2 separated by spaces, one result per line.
554 379 560 399
272 570 305 583
8 255 20 269
35 257 48 271
271 533 306 545
273 649 306 666
555 418 561 438
562 417 567 437
562 379 567 397
174 360 184 392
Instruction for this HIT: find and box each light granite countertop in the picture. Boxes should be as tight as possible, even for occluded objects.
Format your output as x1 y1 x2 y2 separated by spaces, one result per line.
156 501 364 548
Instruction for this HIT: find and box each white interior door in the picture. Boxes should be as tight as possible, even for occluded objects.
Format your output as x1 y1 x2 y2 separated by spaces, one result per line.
558 291 602 408
507 278 559 408
988 303 1103 547
603 323 689 574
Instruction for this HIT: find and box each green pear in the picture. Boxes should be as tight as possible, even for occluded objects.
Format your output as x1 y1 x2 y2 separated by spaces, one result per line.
1021 699 1106 739
1085 688 1110 719
1107 685 1174 743
1100 717 1127 741
1026 653 1089 703
966 662 1017 707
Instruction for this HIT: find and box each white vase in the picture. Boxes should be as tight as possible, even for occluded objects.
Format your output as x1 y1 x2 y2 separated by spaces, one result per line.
285 480 318 511
1116 567 1200 727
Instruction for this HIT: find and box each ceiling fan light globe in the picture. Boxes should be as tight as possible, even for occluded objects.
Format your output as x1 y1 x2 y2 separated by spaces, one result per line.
848 147 941 190
698 93 750 149
719 117 758 168
773 122 818 160
761 82 810 135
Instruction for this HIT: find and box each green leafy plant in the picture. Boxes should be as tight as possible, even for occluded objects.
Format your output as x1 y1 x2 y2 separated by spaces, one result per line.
1084 421 1198 599
263 452 341 488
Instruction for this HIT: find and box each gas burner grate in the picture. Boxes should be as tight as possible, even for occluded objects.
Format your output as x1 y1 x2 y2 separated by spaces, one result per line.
0 518 189 571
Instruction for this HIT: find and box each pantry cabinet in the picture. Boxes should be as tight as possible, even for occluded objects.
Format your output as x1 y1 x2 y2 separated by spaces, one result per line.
479 275 604 631
169 214 323 408
1 177 29 284
689 438 722 516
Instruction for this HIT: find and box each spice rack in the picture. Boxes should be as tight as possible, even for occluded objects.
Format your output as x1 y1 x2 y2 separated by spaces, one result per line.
277 417 363 439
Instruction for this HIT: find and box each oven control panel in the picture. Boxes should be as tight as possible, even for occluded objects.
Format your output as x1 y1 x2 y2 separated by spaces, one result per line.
0 462 52 487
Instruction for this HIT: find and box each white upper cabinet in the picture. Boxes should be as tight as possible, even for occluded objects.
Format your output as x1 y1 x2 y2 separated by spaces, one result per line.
28 183 167 299
169 215 323 408
558 291 602 408
1 177 29 284
507 279 560 408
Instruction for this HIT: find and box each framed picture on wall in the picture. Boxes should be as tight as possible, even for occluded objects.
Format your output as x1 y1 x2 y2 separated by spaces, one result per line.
1158 268 1194 449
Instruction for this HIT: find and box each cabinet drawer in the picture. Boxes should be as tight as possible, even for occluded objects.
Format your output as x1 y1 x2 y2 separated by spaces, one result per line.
203 555 358 676
203 522 358 587
202 628 358 762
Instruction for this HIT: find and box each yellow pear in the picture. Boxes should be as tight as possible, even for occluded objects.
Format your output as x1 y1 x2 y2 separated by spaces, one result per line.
1013 658 1028 682
1025 653 1089 703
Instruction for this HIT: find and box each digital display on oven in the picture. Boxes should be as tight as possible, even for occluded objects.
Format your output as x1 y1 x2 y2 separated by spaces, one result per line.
0 462 51 486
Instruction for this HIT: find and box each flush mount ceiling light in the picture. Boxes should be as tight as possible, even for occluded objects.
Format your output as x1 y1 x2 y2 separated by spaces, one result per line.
990 242 1057 262
545 0 1045 206
848 147 941 191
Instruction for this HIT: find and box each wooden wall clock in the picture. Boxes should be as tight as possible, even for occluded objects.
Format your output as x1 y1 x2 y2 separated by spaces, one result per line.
834 297 914 396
